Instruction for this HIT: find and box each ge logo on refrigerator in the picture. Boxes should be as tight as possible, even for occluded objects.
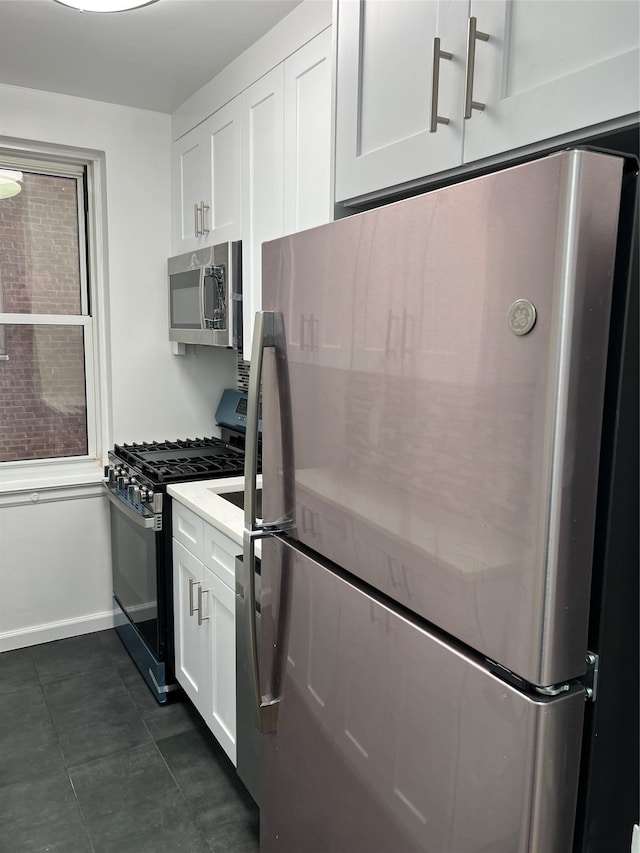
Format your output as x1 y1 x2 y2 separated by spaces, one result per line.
508 299 537 336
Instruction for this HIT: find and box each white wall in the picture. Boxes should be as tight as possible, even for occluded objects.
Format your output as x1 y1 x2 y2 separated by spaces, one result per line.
0 83 237 445
0 487 112 652
0 84 236 650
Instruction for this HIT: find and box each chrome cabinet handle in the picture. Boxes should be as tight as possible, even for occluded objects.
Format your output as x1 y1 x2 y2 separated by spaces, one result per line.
400 311 414 359
200 201 210 235
194 203 200 237
384 310 393 355
189 576 197 616
300 315 319 352
301 505 319 537
464 16 489 119
429 37 453 133
197 584 210 626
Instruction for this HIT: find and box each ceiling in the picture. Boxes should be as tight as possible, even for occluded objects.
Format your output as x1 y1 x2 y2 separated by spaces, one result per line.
0 0 302 113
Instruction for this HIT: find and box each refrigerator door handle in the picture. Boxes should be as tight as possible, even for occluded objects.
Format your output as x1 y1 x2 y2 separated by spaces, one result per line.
244 310 295 536
243 310 296 734
243 528 280 734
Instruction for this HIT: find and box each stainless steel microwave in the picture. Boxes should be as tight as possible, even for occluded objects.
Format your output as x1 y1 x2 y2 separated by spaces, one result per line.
168 242 242 348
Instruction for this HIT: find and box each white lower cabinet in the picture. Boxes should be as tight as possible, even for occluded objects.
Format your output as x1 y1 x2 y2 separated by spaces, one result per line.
172 508 239 765
201 566 237 764
173 539 206 708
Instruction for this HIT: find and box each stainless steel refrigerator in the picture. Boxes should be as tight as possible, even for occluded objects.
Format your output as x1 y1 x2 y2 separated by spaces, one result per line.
240 149 638 852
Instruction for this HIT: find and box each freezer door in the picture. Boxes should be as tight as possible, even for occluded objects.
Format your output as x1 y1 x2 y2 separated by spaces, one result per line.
261 149 624 686
259 538 585 853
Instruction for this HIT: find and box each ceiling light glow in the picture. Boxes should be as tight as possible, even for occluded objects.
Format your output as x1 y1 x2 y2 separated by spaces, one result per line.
54 0 159 12
0 170 23 199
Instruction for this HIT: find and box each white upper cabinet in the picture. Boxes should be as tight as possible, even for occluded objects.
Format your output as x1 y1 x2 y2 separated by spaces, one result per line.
202 96 242 245
171 125 207 254
242 30 333 360
169 21 333 357
170 95 242 256
464 0 640 163
284 27 333 235
241 65 286 359
335 0 639 202
335 0 469 202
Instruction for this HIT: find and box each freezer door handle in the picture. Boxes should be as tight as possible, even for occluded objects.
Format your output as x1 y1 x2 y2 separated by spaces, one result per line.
243 528 280 733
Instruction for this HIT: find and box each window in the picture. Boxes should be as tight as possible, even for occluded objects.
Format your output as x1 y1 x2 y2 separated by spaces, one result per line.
0 156 98 465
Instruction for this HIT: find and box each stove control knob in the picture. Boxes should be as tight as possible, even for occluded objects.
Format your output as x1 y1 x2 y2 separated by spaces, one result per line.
144 489 158 510
117 475 130 490
127 484 140 503
139 489 149 503
103 465 110 479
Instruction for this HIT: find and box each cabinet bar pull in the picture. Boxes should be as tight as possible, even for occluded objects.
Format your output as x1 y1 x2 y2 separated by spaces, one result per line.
194 203 200 237
429 37 453 133
189 576 197 616
197 584 209 626
200 201 210 235
464 16 489 119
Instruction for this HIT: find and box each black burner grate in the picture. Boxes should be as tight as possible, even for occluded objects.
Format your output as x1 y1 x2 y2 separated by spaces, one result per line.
114 437 246 484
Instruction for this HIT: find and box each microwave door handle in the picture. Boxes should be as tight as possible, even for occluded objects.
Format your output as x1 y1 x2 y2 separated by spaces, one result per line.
202 270 214 326
199 267 207 327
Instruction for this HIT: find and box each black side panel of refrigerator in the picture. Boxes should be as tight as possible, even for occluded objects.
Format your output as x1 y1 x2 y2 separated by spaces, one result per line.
573 166 639 853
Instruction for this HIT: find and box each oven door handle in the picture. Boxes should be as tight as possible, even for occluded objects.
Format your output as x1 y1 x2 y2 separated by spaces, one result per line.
104 487 157 529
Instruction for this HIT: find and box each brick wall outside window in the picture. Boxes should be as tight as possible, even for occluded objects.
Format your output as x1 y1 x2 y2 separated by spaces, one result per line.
0 172 89 463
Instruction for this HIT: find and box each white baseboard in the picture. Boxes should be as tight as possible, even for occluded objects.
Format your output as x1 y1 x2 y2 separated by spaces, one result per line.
0 609 117 652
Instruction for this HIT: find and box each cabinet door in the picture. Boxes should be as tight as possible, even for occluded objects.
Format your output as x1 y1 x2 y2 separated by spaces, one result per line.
464 0 640 164
172 501 204 561
172 539 205 709
283 28 333 236
202 566 237 766
202 95 242 245
171 124 206 255
203 520 238 590
335 0 468 202
241 65 285 360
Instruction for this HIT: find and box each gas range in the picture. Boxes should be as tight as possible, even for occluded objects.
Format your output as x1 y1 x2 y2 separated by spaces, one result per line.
105 391 257 704
105 436 246 521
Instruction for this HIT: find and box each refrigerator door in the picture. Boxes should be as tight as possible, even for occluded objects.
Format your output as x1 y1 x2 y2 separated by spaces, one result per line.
261 149 624 687
259 537 586 853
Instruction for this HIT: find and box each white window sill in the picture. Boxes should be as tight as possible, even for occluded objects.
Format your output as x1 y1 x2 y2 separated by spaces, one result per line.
0 456 105 497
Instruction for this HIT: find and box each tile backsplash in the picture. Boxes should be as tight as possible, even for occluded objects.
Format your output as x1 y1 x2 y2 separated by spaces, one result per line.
236 352 250 392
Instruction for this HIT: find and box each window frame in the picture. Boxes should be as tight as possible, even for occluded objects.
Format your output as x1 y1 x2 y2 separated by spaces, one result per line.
0 144 110 490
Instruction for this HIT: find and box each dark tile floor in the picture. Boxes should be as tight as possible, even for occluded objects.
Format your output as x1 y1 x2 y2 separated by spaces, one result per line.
0 630 259 853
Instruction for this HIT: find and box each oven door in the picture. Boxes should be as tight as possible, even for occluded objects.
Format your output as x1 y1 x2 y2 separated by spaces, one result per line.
107 489 161 658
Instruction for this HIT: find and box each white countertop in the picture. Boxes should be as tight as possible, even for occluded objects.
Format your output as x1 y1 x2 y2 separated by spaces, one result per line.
168 475 262 549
